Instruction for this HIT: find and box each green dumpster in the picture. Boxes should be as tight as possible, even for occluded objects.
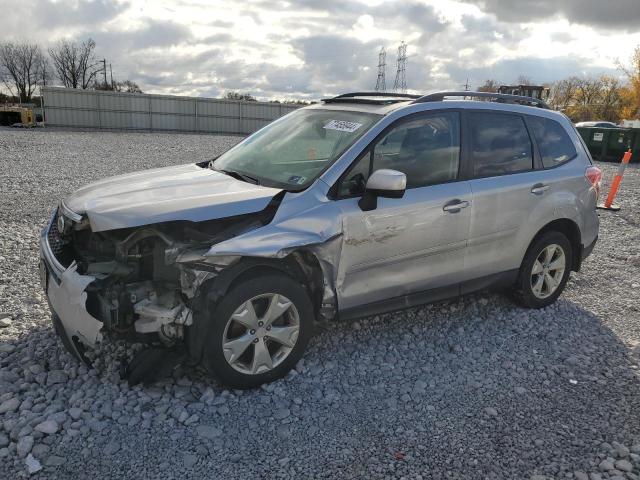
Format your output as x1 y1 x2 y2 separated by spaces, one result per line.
577 126 640 163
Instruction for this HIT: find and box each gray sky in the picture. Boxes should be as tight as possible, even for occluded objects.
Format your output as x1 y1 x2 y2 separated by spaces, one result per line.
3 0 640 100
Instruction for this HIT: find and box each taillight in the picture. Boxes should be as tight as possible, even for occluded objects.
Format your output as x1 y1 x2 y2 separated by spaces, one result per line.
585 166 602 199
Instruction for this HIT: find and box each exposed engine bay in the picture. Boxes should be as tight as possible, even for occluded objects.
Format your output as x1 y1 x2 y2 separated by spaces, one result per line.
50 203 280 349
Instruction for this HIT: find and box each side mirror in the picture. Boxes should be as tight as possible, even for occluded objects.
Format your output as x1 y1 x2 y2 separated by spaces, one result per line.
358 169 406 211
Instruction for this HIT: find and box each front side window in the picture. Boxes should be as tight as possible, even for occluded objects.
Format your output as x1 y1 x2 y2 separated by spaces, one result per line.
469 112 533 177
213 109 381 189
528 116 577 168
338 112 460 196
372 113 460 189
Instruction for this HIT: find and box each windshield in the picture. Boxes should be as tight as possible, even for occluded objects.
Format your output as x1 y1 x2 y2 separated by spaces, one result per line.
213 108 381 189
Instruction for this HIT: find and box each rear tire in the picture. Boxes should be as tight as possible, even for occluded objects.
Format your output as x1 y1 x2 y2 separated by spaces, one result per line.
201 272 314 389
512 231 573 309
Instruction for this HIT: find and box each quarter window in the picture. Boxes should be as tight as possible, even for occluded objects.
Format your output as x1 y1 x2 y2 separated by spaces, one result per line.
337 150 371 197
469 112 533 177
528 116 577 168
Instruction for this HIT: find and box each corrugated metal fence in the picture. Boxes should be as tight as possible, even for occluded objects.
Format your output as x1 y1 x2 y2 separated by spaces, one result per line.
41 87 300 135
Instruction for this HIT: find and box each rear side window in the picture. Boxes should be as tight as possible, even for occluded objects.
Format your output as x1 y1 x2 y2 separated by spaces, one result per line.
528 116 577 168
468 112 533 178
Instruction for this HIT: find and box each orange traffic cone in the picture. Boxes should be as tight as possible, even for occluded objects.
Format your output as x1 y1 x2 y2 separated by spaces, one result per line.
597 149 633 211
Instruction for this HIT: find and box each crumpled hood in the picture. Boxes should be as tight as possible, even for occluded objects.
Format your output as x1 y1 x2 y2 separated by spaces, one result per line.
64 163 282 232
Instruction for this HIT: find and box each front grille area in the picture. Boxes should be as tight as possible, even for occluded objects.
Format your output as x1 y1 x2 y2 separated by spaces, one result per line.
47 213 73 268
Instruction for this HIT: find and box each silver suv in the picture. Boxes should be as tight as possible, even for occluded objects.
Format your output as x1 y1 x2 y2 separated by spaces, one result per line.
40 91 601 388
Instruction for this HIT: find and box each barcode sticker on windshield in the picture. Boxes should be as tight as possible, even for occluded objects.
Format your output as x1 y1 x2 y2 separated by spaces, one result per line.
324 120 363 133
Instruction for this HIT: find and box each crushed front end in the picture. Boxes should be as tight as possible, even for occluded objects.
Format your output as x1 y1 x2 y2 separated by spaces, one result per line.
39 202 276 366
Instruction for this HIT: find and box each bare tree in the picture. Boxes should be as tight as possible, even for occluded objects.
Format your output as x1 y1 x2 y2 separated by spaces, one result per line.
597 75 622 122
225 91 257 102
118 80 142 93
477 79 499 93
94 79 143 93
49 38 100 89
0 42 46 103
548 75 628 122
517 75 532 86
549 76 581 111
617 46 640 120
37 54 52 87
572 77 603 121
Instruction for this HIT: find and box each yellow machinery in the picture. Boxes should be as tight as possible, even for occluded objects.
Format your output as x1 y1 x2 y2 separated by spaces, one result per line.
0 106 35 127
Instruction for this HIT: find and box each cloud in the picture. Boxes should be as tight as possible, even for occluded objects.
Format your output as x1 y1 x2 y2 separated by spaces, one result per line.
0 0 635 100
0 0 130 39
278 0 448 31
94 19 192 50
462 0 640 31
394 2 448 31
549 32 575 43
445 55 619 88
460 14 525 43
34 0 129 29
292 35 381 86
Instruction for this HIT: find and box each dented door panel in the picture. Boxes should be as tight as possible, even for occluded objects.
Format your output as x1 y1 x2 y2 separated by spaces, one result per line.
336 182 473 310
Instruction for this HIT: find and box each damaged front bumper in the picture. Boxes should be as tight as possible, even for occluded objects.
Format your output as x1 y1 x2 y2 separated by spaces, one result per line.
40 208 200 364
40 209 103 363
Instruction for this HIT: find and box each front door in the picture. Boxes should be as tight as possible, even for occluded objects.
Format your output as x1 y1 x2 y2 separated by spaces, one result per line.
333 111 472 310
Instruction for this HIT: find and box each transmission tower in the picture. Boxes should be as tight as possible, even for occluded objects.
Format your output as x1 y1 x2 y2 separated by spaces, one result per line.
393 41 407 93
375 47 386 92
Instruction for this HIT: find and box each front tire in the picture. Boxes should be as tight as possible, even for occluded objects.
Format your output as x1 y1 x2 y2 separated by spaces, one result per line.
513 231 573 309
201 272 314 388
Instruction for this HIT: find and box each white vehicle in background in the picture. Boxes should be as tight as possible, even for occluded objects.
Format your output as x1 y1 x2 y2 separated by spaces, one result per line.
575 121 618 128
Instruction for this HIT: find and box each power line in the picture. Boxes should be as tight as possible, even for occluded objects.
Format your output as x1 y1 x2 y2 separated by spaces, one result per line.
375 47 386 92
392 41 407 93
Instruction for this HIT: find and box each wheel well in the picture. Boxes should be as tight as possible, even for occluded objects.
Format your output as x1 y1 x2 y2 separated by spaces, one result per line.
224 252 325 318
527 219 582 271
187 253 326 364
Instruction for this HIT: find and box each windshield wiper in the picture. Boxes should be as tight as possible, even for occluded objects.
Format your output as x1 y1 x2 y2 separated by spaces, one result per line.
214 167 260 185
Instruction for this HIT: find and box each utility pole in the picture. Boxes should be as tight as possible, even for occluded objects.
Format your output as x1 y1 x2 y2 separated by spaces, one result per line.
462 78 470 91
109 63 114 89
101 59 107 88
375 47 386 92
392 42 407 94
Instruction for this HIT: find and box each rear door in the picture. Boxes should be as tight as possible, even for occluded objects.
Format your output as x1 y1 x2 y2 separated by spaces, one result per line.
464 110 542 279
333 111 473 311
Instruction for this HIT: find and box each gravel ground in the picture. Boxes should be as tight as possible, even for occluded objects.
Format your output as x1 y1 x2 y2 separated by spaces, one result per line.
0 127 639 479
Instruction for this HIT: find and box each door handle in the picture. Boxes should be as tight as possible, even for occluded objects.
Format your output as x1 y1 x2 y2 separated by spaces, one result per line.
531 183 550 195
443 199 470 213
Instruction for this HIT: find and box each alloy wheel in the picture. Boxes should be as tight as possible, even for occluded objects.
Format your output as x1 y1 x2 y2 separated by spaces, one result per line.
530 243 566 299
222 293 300 375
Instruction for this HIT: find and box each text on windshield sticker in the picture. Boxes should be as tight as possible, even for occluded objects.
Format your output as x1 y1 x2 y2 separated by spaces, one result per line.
287 175 307 185
324 120 363 133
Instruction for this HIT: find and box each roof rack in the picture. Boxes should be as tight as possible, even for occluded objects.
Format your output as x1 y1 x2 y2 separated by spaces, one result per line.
323 91 421 105
412 91 550 109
